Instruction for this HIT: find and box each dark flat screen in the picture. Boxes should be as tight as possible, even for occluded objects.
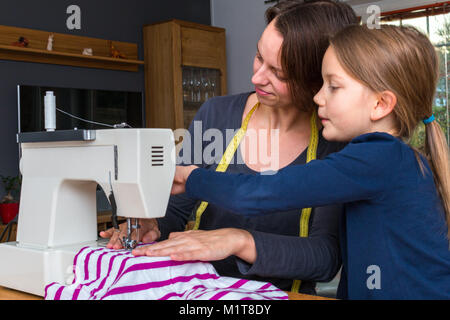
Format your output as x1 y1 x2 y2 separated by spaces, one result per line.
18 85 144 132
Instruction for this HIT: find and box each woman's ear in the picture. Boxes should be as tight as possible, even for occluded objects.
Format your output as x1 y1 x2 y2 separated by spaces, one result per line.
371 90 397 121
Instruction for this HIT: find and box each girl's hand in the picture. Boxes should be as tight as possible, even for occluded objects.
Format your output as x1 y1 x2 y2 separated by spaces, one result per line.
132 228 257 264
171 165 199 194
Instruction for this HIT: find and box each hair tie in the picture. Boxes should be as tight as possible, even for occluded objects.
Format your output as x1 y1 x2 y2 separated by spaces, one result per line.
423 114 435 125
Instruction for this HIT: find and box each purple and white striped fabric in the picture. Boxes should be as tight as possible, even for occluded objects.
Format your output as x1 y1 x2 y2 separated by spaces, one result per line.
44 245 288 300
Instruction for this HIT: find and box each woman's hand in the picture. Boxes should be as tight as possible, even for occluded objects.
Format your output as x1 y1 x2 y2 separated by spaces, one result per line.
132 228 257 264
99 218 161 249
171 165 199 194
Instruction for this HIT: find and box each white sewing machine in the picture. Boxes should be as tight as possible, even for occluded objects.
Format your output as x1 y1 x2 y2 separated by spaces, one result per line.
0 129 175 296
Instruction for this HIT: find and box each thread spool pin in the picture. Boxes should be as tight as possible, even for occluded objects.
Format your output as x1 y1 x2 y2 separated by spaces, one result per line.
44 91 56 132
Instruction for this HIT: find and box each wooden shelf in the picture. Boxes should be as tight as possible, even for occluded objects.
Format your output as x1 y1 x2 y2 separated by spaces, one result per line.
0 25 144 72
0 44 144 71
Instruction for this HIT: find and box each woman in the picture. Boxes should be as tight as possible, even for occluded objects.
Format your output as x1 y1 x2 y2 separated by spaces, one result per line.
102 0 357 295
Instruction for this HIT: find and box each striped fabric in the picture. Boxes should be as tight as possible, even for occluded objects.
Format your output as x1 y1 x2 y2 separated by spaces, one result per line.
44 245 288 300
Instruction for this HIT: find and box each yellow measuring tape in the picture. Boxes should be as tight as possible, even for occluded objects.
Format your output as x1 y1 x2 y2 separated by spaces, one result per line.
192 102 319 293
290 110 318 293
192 101 260 230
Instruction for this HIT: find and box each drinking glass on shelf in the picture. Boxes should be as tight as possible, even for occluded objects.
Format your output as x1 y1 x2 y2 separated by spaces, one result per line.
194 68 202 103
182 67 190 103
201 69 211 102
188 68 195 103
210 71 217 98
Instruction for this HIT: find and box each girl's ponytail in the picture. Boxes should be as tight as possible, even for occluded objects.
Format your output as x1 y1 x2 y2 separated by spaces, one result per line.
424 120 450 240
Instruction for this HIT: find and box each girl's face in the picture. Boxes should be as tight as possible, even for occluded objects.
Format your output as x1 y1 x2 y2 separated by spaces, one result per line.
252 21 292 108
314 47 379 142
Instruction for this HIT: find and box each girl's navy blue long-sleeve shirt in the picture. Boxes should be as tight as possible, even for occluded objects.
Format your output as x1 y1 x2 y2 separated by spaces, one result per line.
186 132 450 299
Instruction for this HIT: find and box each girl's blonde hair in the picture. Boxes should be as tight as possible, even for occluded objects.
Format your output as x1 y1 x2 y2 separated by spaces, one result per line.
331 24 450 240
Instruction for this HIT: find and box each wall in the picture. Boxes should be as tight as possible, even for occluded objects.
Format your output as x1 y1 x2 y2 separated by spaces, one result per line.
345 0 449 16
210 0 272 95
0 0 210 197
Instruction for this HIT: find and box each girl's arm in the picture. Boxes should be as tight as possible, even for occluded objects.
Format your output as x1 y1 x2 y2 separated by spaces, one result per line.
184 133 398 216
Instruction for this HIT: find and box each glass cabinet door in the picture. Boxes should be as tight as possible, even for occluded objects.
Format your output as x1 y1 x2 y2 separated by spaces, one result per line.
182 66 221 128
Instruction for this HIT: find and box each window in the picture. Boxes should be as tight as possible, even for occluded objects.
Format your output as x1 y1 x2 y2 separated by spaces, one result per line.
380 3 450 147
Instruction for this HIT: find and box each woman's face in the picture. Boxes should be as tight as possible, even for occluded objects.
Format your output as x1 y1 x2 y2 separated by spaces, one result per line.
252 21 292 108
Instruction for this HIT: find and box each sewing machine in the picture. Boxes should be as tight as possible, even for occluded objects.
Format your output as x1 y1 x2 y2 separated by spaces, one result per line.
0 129 175 296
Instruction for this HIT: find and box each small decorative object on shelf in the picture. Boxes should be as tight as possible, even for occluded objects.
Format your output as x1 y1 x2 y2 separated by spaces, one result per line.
11 36 29 47
46 34 54 51
82 48 93 56
109 40 126 59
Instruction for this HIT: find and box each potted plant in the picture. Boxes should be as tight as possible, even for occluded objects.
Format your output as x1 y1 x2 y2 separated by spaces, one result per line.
0 175 21 224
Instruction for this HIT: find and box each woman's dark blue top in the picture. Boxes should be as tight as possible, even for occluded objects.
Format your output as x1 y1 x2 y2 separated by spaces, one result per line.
186 132 450 299
157 92 346 294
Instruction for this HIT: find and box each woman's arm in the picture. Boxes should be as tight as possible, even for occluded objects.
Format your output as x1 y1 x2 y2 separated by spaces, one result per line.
133 205 342 283
132 228 257 263
237 204 342 282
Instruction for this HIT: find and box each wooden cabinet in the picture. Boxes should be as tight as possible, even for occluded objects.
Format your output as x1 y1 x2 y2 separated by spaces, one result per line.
143 19 227 130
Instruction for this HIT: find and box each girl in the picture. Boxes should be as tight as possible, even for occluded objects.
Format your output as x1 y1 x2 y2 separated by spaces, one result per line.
141 25 450 300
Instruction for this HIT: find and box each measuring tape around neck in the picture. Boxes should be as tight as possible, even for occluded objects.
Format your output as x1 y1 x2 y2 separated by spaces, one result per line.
191 102 319 294
192 102 260 230
291 110 318 293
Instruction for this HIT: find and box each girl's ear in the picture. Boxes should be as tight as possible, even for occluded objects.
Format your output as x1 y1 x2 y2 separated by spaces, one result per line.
371 90 397 121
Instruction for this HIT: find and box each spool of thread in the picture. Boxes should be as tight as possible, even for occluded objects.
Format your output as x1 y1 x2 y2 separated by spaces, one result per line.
44 91 56 131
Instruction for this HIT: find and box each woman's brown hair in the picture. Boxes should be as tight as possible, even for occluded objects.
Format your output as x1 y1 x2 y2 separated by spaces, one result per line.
330 24 450 240
265 0 358 112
